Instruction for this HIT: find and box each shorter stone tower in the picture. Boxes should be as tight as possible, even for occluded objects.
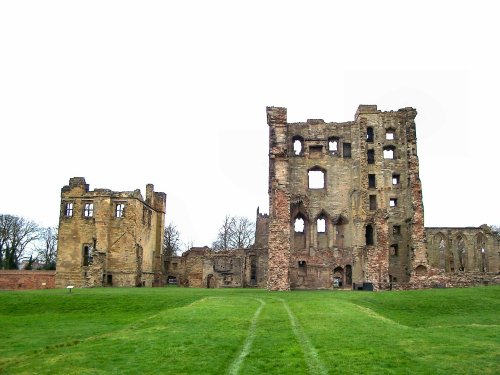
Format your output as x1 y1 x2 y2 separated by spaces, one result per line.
56 177 166 287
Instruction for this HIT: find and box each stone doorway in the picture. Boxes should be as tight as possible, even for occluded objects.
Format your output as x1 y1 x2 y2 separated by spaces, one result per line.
207 274 216 288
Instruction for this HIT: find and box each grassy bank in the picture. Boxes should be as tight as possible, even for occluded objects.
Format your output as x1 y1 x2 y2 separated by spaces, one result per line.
0 286 498 374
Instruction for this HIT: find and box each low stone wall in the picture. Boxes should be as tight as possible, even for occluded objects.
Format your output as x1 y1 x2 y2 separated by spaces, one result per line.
392 271 500 290
0 270 56 290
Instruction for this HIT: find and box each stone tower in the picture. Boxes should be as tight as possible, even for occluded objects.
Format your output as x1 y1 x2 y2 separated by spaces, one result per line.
267 105 427 291
56 177 166 288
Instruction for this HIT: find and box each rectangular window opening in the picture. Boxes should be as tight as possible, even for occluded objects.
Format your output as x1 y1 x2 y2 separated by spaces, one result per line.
368 174 376 188
369 195 377 210
343 143 351 158
389 198 398 207
83 202 94 217
367 149 375 164
116 203 125 218
393 225 401 235
308 170 325 189
392 174 400 185
65 203 73 217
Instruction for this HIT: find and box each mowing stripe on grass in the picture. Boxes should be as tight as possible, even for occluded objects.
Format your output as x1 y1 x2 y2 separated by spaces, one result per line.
227 298 266 375
281 299 327 375
353 304 409 328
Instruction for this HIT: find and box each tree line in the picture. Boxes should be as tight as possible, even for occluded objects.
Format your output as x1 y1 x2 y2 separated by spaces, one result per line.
0 214 57 270
163 215 255 257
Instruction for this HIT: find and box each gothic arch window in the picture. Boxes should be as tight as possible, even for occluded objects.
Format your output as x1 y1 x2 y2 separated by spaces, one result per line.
455 234 467 272
475 233 488 272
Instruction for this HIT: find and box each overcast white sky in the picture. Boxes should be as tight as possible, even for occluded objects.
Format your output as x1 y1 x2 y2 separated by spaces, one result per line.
1 1 498 249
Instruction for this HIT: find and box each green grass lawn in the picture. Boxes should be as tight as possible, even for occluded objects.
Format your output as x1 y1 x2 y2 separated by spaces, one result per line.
0 286 498 374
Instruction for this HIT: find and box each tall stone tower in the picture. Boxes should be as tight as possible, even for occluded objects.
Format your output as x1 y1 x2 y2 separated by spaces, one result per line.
267 105 427 291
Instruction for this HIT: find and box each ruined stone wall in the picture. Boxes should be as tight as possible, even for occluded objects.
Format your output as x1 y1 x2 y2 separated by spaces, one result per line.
166 247 268 289
425 226 499 274
267 105 427 290
0 270 55 290
56 177 166 288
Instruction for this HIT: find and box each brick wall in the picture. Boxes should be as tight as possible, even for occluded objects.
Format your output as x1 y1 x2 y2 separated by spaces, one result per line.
0 270 56 290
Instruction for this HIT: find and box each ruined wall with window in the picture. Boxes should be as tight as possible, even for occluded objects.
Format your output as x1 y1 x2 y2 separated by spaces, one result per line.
426 226 499 274
56 177 166 288
267 105 427 290
165 246 268 288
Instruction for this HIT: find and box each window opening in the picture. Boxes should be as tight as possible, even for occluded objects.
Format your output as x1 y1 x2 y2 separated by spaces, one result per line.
83 202 94 217
328 138 338 153
365 225 374 246
343 143 351 158
366 127 374 142
367 149 375 164
392 174 400 185
368 174 376 188
293 139 303 155
83 245 93 266
317 217 326 233
294 217 305 233
386 130 395 140
308 169 325 189
393 225 401 235
65 203 73 217
383 146 395 159
389 198 397 207
116 203 125 218
369 195 377 210
390 244 399 256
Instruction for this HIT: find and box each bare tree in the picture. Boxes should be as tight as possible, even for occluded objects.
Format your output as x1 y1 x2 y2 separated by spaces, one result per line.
36 227 58 270
212 215 255 251
212 215 236 251
230 216 255 249
0 214 40 269
163 223 181 257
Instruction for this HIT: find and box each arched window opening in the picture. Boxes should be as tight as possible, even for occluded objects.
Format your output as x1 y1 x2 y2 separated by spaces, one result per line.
366 224 374 246
415 265 427 275
308 168 325 189
293 137 304 156
317 217 326 233
294 217 305 233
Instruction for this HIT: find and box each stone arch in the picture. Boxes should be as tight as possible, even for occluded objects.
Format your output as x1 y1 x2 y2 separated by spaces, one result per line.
206 274 216 288
345 264 352 286
333 214 349 248
292 212 308 251
454 234 467 271
475 233 488 272
333 266 344 288
415 265 427 276
432 232 447 269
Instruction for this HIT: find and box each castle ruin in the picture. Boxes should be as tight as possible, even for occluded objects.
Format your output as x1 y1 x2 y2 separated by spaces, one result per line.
55 106 499 290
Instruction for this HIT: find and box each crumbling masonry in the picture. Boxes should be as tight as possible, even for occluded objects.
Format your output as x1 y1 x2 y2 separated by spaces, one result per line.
56 177 165 288
266 105 483 291
55 106 499 290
